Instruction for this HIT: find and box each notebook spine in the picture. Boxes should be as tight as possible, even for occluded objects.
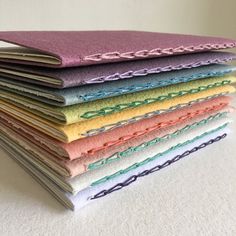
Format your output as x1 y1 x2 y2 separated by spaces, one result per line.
90 133 227 200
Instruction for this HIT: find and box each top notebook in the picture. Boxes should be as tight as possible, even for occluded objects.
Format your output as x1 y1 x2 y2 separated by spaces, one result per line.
0 31 235 68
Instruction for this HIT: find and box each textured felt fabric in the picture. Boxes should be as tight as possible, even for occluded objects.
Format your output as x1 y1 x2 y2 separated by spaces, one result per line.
64 118 231 194
72 127 228 210
0 103 229 177
1 76 235 125
0 95 231 161
0 118 229 198
0 64 235 106
0 128 227 210
0 85 234 143
0 51 235 88
0 127 228 210
0 116 229 194
0 31 235 68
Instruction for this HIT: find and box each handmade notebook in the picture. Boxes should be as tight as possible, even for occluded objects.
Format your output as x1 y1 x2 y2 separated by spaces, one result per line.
0 76 235 142
0 30 236 211
0 64 235 106
1 86 234 143
0 112 229 186
0 51 235 88
0 96 230 177
0 119 229 209
1 76 234 123
0 128 227 210
0 31 236 68
0 95 230 160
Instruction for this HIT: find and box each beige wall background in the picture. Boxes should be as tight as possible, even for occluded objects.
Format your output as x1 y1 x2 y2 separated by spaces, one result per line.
0 0 235 37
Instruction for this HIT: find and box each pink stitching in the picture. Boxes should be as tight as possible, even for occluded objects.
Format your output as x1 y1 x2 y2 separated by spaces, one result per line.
83 43 236 62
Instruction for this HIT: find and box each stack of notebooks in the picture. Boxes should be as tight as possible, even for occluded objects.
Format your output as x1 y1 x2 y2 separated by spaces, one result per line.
0 31 236 210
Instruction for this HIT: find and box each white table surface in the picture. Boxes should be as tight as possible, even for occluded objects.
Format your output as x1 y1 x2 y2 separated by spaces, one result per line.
0 95 236 236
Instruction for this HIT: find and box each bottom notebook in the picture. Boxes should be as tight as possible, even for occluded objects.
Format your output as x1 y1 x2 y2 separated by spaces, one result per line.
0 126 228 210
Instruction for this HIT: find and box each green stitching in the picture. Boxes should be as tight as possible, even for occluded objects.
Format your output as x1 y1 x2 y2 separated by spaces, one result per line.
88 112 227 171
81 80 230 119
83 93 228 136
91 123 228 186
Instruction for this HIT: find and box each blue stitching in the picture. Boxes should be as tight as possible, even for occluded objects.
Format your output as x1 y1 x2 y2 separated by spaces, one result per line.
80 70 232 101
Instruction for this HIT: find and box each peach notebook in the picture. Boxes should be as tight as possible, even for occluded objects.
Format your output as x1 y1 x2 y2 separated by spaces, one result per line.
0 95 231 177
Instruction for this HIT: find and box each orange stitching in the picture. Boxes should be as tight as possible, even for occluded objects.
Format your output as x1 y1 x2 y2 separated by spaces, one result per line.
86 103 227 155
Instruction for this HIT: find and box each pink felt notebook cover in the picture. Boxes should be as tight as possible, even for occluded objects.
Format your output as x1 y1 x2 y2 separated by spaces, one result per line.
0 31 236 67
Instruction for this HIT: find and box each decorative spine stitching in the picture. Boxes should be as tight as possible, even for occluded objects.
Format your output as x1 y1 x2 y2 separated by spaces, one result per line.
91 124 227 186
83 43 236 62
81 70 232 101
87 112 227 170
86 103 227 156
83 58 234 85
81 80 230 119
82 92 228 136
90 133 227 200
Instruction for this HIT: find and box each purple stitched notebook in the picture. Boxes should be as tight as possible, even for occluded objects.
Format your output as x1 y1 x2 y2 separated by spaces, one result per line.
0 51 235 88
0 31 235 68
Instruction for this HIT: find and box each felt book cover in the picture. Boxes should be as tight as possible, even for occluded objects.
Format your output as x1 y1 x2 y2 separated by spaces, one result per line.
0 51 235 88
0 31 235 68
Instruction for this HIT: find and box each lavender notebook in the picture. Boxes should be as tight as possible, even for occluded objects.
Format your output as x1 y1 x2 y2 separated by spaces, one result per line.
0 51 235 88
0 64 235 106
